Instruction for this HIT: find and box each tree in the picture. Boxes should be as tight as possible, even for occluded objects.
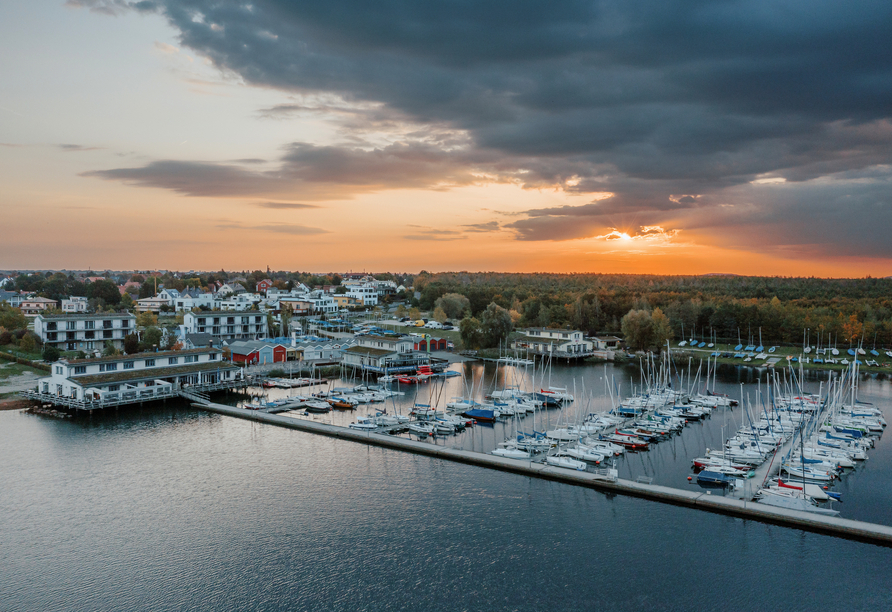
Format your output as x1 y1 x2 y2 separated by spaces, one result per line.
395 304 407 318
434 293 471 319
123 333 139 354
334 286 348 294
20 332 39 353
409 307 421 320
42 346 61 362
621 309 654 351
651 308 673 348
480 302 513 348
0 304 27 331
102 341 121 357
136 311 158 327
139 280 156 298
139 326 162 352
459 316 483 350
87 279 121 306
120 293 134 310
433 307 448 323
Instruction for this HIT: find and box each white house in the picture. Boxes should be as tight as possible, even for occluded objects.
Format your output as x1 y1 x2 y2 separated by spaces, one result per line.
135 296 169 313
33 348 239 405
340 334 428 373
173 290 219 312
218 283 247 296
511 328 594 357
181 310 268 343
61 296 89 313
157 288 180 304
34 312 136 352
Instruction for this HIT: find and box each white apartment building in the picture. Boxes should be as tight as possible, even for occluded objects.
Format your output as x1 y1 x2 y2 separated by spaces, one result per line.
181 310 268 343
34 312 136 352
346 285 378 306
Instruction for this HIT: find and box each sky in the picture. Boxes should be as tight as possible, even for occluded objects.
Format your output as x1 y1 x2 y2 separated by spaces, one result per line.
1 0 891 276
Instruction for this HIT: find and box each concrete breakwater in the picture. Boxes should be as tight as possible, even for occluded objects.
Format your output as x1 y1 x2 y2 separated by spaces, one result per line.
193 401 892 547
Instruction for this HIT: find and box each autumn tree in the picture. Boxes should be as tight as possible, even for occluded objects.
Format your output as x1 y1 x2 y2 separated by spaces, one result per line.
621 309 654 351
434 293 470 320
459 316 483 350
480 302 513 348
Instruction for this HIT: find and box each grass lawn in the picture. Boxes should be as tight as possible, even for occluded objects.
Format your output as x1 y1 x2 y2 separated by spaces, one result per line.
0 344 43 362
0 362 40 379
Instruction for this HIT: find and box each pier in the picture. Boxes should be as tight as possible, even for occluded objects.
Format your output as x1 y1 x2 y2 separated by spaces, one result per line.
190 400 892 547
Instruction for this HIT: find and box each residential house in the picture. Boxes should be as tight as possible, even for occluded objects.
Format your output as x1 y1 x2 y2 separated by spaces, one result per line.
511 328 594 357
256 279 274 294
61 297 89 313
218 283 247 296
20 297 59 316
182 332 221 350
340 334 429 373
34 312 136 352
592 336 623 350
135 296 169 313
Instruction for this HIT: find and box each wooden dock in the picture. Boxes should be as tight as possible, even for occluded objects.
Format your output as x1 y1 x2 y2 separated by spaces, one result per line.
190 400 892 547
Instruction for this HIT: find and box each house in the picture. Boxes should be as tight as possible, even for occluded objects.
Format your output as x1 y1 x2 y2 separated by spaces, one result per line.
0 289 24 306
173 289 219 312
592 335 623 350
340 334 429 373
181 310 268 343
182 332 221 350
34 312 136 352
256 279 274 294
279 291 337 315
511 328 594 358
218 283 247 296
19 297 59 316
117 281 141 296
332 295 361 308
227 340 287 365
32 348 239 406
157 288 181 304
61 297 89 313
135 296 169 313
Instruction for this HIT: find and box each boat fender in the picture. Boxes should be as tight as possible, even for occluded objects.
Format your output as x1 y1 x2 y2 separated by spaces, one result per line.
687 476 692 481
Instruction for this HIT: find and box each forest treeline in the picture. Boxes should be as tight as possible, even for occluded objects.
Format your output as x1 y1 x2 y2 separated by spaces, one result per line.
413 273 892 348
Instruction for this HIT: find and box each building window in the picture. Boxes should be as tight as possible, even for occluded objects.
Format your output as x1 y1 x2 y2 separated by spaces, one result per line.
185 355 198 363
103 330 113 339
55 366 63 375
74 366 86 374
145 359 155 367
85 321 94 330
209 353 218 360
85 331 94 339
47 322 57 331
108 385 120 391
104 320 113 329
168 357 178 365
124 361 134 370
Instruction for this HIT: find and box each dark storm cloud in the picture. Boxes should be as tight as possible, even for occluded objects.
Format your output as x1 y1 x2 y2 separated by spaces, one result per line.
81 0 892 256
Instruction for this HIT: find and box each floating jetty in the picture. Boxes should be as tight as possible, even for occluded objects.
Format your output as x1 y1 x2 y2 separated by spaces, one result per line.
192 400 892 547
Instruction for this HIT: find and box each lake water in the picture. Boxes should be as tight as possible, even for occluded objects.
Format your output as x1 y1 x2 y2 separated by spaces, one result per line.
2 362 892 611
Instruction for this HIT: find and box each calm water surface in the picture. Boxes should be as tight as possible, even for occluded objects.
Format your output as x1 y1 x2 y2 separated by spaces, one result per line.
2 362 892 611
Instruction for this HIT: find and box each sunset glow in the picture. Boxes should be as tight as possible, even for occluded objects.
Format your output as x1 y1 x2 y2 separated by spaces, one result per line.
2 2 891 276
